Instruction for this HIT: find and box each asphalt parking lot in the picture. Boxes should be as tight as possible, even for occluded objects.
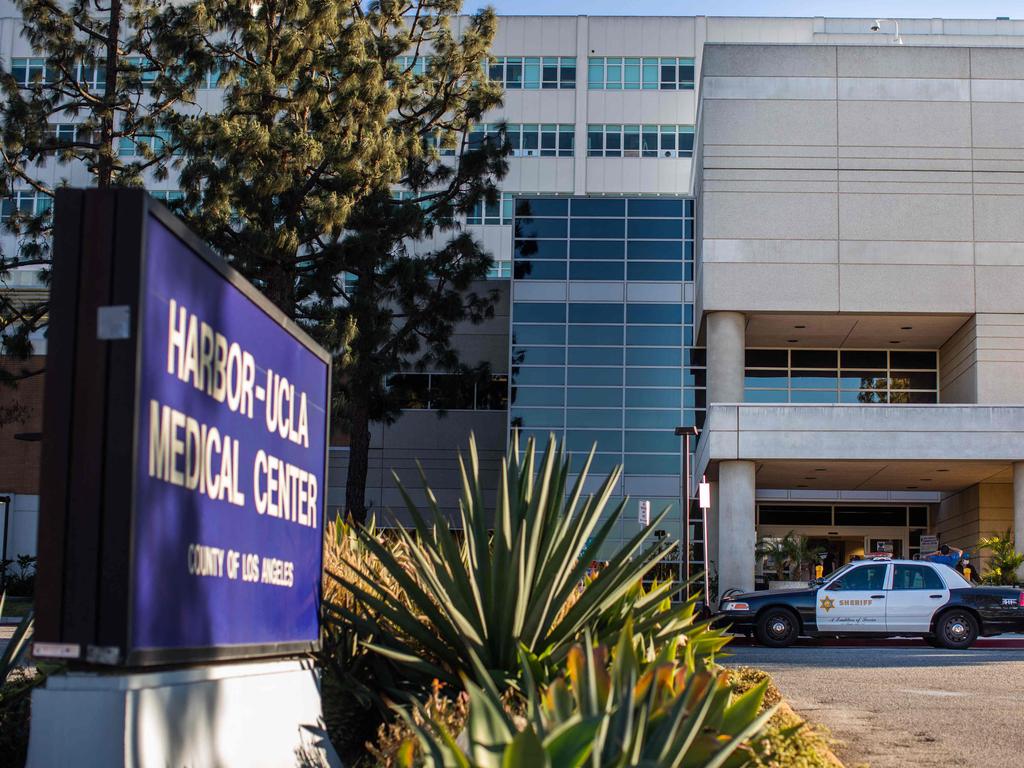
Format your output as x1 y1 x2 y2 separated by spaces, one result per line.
725 644 1024 768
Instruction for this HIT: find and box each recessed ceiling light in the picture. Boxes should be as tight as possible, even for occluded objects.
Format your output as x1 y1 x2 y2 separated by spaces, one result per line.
919 478 932 482
936 469 949 473
804 476 816 480
814 468 827 472
901 326 913 330
794 325 806 329
787 339 799 343
889 340 900 344
797 484 808 488
906 485 918 490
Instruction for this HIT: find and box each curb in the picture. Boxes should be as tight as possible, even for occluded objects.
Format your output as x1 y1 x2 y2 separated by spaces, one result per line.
729 636 1024 649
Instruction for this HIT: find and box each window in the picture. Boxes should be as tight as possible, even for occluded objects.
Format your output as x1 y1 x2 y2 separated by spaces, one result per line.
149 190 185 204
892 565 944 591
397 55 430 76
1 190 53 223
123 56 158 88
468 192 516 225
10 58 53 87
387 372 507 410
588 57 694 90
424 131 457 157
744 349 939 405
829 564 886 591
469 123 574 157
587 125 693 158
488 56 575 90
118 129 176 157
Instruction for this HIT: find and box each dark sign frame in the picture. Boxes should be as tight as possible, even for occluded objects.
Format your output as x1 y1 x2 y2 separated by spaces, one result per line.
34 189 330 667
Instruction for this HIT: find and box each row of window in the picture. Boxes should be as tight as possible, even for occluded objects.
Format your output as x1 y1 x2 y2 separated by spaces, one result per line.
513 345 703 371
0 190 52 223
487 56 576 90
515 219 693 242
511 407 685 431
11 55 698 93
514 302 691 325
587 124 694 158
468 123 575 157
387 372 508 411
758 504 929 528
587 57 695 91
515 196 694 219
744 348 939 404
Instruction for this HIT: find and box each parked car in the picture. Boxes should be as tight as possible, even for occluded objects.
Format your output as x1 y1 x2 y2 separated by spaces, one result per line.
715 556 1024 649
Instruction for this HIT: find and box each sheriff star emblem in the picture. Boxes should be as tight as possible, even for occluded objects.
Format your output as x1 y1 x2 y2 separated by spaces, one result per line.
819 595 836 613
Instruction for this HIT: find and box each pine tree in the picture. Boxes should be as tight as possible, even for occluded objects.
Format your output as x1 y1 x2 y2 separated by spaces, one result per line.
159 0 509 523
0 0 191 380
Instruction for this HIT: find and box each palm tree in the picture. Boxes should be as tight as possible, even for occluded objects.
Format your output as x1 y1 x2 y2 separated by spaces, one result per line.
756 536 790 581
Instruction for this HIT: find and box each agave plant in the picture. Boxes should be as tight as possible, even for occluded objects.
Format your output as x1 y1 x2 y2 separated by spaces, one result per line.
324 432 692 691
399 619 777 768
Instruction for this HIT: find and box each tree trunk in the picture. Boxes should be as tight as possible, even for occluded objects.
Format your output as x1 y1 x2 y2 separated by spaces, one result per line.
345 401 371 525
98 0 122 188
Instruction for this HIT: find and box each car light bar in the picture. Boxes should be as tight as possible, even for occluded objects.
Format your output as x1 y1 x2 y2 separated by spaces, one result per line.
1019 592 1024 608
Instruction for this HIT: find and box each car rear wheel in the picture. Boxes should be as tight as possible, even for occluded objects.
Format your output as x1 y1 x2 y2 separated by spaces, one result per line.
756 607 799 648
935 609 978 650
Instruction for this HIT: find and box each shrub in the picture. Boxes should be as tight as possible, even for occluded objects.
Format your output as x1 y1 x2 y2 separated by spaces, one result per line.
978 530 1024 586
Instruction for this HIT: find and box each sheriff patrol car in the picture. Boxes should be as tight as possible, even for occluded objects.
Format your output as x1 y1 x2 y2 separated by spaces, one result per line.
716 556 1024 648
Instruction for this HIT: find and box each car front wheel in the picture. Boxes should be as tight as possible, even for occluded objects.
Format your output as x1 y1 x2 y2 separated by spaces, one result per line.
935 610 978 650
756 607 799 648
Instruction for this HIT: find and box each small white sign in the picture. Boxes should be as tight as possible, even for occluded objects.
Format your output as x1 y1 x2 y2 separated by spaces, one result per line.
638 499 650 527
97 304 132 340
920 534 938 553
698 481 711 510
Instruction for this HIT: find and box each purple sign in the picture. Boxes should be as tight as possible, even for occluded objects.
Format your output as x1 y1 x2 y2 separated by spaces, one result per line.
131 214 328 654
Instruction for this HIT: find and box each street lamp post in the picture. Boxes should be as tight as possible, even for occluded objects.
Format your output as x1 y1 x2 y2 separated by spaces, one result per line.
675 425 699 599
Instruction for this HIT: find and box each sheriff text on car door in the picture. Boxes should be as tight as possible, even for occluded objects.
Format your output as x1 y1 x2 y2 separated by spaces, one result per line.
816 562 889 631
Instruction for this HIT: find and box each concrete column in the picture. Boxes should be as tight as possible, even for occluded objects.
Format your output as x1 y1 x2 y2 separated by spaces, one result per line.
706 311 745 405
716 460 756 598
1014 462 1024 579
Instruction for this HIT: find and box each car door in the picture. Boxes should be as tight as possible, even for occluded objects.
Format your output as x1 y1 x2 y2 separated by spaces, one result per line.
886 563 949 633
816 562 889 632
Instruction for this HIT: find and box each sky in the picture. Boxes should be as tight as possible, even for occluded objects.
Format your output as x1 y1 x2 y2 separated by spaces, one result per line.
478 1 1023 19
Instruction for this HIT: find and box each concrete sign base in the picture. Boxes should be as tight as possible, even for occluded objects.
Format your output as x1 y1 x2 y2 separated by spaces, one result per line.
26 658 340 767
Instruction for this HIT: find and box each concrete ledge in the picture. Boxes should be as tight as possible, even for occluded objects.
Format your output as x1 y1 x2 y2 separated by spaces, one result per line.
694 403 1024 486
27 658 339 768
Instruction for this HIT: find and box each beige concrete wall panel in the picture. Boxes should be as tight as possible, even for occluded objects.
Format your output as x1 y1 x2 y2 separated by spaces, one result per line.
704 145 839 160
838 100 971 148
840 145 972 159
702 99 838 147
976 267 1024 313
587 90 695 124
703 191 838 240
701 262 839 312
839 264 975 313
975 195 1024 242
838 157 974 172
970 103 1024 145
838 181 972 195
971 79 1024 103
970 47 1024 78
839 241 973 265
839 193 973 241
838 45 969 78
703 156 840 171
498 91 577 122
587 16 696 56
702 43 837 77
704 238 838 264
974 160 1024 173
703 76 836 100
839 77 970 103
703 180 838 194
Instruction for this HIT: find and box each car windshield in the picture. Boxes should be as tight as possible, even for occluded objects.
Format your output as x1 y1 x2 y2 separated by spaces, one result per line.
820 563 854 582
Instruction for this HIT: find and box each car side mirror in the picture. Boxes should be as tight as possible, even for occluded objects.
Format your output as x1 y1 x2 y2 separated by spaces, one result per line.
828 580 842 590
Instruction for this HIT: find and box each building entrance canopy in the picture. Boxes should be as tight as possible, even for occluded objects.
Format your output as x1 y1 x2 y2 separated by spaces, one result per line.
694 403 1024 494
